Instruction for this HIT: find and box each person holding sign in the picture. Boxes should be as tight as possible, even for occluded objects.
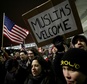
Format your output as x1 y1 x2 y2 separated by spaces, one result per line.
52 35 68 84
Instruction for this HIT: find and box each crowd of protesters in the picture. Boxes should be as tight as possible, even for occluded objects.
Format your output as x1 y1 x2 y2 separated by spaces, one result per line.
0 34 87 84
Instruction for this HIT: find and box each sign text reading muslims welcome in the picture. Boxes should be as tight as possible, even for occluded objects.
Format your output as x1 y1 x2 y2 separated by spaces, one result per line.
22 0 83 47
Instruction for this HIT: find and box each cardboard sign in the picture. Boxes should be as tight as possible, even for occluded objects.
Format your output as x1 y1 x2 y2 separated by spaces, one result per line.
22 0 83 47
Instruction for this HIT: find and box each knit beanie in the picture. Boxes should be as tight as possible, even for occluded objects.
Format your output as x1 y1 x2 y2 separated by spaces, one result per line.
52 35 65 52
61 48 87 75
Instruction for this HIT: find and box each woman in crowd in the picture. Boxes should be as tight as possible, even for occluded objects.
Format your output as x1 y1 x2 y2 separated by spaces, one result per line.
24 55 56 84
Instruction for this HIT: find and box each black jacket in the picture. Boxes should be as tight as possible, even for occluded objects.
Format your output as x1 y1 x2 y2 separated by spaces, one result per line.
52 52 66 84
24 73 56 84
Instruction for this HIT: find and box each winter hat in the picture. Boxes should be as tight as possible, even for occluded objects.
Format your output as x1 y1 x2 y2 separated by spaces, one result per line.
72 35 87 45
52 35 65 52
61 48 87 75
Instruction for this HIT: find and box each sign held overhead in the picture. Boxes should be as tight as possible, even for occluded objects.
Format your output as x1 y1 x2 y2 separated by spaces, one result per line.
22 0 83 47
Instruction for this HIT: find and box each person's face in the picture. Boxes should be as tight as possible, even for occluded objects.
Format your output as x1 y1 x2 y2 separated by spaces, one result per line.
31 60 42 76
74 38 87 50
51 46 58 53
62 66 86 84
20 52 27 60
15 52 20 57
27 50 34 60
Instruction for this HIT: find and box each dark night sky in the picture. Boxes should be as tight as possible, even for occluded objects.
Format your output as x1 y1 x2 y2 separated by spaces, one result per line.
0 0 48 47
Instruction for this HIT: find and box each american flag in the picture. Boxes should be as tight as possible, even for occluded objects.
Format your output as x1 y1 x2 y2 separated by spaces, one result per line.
3 16 29 44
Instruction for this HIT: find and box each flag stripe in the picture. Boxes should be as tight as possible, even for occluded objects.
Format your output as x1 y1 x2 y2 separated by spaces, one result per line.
4 26 24 41
13 25 28 37
15 25 28 35
3 16 29 44
11 27 26 39
4 32 23 44
3 28 23 43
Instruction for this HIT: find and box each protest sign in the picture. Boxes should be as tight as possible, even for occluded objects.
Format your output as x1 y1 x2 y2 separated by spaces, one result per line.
22 0 83 47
